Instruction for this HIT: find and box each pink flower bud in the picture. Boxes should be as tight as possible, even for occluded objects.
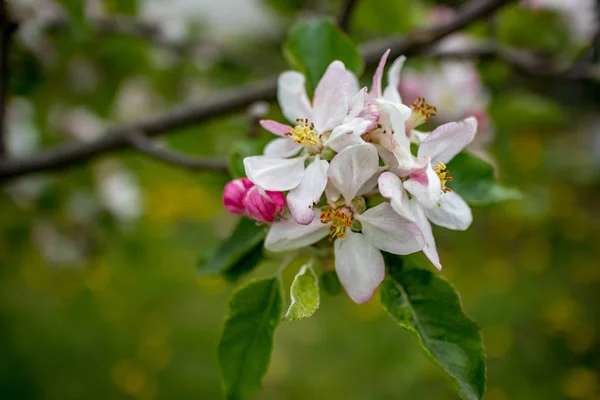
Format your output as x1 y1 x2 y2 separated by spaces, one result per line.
223 178 253 216
243 186 285 224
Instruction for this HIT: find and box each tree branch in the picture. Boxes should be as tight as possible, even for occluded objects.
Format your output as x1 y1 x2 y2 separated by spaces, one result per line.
247 102 269 139
423 40 600 81
0 0 517 182
337 0 359 32
125 131 228 171
0 0 17 157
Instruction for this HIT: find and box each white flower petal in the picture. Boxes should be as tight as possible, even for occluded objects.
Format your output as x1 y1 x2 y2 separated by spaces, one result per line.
356 167 384 196
334 230 385 304
384 100 412 148
423 191 472 231
287 158 329 225
411 130 428 144
403 158 442 208
325 118 371 153
346 70 361 99
278 71 313 124
328 143 379 202
413 204 442 270
265 214 329 252
313 61 350 132
263 138 302 158
347 87 368 119
418 117 478 164
382 55 406 104
357 202 424 255
378 171 415 220
244 155 306 191
324 181 341 203
259 120 292 136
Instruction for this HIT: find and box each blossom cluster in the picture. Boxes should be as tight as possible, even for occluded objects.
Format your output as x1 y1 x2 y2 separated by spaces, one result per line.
223 50 478 304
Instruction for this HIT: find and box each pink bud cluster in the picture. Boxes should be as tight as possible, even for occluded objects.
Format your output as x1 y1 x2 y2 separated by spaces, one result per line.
223 178 285 224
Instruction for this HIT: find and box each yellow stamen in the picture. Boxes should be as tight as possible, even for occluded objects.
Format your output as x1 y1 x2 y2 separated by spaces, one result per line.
320 208 353 241
408 97 437 128
285 118 320 145
433 161 453 193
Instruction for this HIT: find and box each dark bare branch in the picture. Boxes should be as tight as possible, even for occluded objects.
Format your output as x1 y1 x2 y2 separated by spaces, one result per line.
247 102 269 139
337 0 359 33
0 0 518 182
125 131 228 171
423 41 600 81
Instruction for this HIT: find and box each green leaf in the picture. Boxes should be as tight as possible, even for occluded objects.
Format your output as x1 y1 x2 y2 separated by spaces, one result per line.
447 152 521 206
284 18 364 93
285 264 320 321
497 7 572 54
219 278 283 400
199 218 266 279
489 91 565 132
381 262 486 400
222 242 265 282
320 270 342 295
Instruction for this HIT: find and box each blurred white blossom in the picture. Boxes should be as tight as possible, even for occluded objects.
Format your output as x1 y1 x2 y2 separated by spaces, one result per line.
5 98 49 204
94 160 144 223
140 0 281 43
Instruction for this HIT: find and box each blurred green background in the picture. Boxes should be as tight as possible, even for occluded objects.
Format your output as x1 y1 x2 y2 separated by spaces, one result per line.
1 0 600 399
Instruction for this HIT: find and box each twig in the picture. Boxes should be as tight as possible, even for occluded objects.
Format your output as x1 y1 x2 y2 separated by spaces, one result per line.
0 0 517 182
423 40 600 81
0 0 17 157
247 101 269 138
337 0 359 33
125 131 228 171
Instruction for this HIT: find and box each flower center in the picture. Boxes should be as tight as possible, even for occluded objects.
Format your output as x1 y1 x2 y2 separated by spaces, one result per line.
407 97 437 129
286 118 321 145
320 207 353 241
434 161 453 193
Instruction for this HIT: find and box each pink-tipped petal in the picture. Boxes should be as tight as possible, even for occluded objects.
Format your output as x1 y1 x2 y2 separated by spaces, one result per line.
403 158 442 208
371 49 390 99
334 230 385 304
260 120 292 137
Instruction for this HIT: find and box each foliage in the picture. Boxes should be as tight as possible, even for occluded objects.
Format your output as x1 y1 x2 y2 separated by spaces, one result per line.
284 18 364 93
448 152 521 206
218 278 283 400
381 257 486 400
